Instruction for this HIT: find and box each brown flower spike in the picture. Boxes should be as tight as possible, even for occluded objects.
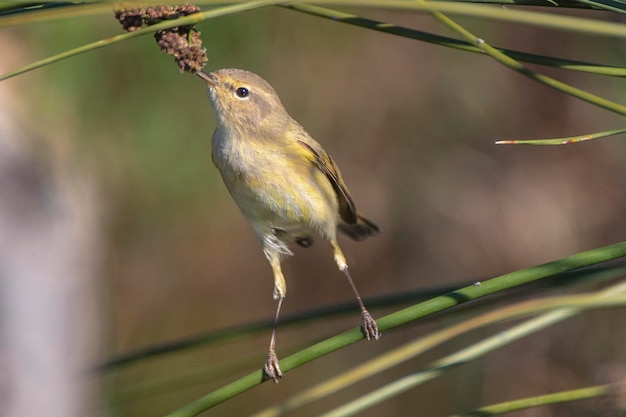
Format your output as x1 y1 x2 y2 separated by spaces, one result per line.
114 4 207 73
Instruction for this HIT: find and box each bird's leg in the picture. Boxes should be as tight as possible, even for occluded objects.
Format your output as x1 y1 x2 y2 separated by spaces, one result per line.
263 250 287 383
332 242 380 341
264 296 284 383
264 232 290 301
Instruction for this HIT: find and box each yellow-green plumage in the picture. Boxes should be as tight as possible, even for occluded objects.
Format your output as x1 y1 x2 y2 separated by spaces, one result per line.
199 68 380 383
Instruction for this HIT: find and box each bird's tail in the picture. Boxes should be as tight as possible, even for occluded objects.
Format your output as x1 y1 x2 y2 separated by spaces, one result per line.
338 214 380 241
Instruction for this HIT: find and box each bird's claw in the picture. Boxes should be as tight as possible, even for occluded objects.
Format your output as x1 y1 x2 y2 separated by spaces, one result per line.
361 310 380 341
264 351 283 383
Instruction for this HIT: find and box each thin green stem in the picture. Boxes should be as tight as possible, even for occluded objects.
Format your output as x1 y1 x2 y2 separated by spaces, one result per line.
4 0 626 36
496 127 626 145
320 280 626 417
449 384 613 416
303 0 626 38
0 0 288 81
0 3 109 28
284 3 626 77
572 0 626 13
4 1 626 82
251 281 626 417
164 241 626 417
419 0 626 116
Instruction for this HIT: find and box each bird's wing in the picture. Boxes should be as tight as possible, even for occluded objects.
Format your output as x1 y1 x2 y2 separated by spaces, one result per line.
297 139 358 225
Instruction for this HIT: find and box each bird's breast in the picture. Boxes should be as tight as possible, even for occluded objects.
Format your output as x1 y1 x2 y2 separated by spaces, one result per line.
211 128 338 238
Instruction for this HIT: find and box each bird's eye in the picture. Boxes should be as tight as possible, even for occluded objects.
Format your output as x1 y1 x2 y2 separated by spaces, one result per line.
235 87 249 98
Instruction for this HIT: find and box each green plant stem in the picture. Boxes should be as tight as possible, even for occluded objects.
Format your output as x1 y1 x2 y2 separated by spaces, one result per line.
419 0 626 116
573 0 626 13
0 3 108 28
283 4 626 77
320 280 626 417
4 1 626 34
251 282 626 417
164 241 626 417
102 262 611 371
4 1 626 81
0 0 287 81
449 384 612 416
496 127 626 145
302 0 626 38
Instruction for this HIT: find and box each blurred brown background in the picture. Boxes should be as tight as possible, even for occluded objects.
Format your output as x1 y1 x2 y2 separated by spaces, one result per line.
1 4 625 417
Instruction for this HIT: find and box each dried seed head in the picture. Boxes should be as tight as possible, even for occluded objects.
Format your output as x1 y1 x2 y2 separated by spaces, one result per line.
114 3 206 73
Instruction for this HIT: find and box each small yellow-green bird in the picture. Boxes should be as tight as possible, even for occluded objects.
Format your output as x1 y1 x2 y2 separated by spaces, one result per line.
197 68 380 383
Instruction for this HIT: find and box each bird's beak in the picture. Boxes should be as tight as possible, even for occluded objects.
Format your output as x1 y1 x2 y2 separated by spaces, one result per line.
196 71 217 86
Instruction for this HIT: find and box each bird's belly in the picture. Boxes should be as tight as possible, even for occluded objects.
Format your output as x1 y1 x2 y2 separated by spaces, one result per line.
225 164 337 239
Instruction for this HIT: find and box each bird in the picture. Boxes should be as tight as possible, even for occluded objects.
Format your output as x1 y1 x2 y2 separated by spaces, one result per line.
197 68 380 383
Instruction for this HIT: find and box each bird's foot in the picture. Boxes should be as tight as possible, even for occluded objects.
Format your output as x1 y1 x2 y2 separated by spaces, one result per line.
361 310 381 341
264 351 283 383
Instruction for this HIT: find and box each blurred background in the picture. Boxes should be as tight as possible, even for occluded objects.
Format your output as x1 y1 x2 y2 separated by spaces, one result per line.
1 4 625 417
